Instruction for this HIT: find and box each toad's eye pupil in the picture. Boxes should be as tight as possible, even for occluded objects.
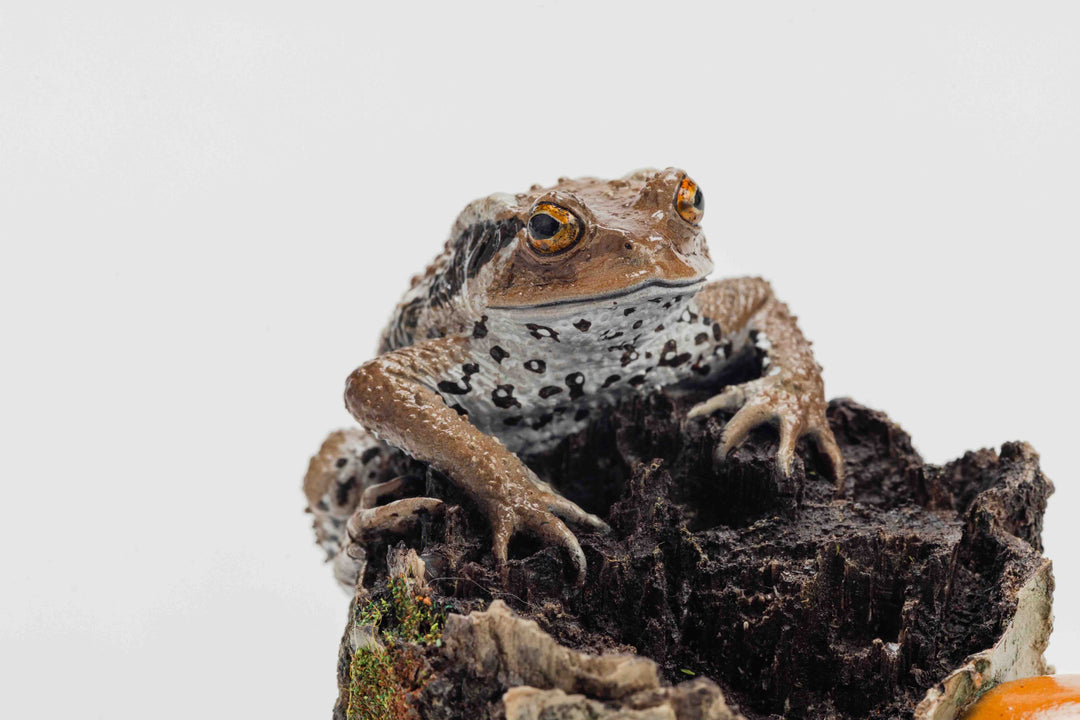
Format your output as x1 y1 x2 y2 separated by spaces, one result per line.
693 188 704 211
529 213 560 240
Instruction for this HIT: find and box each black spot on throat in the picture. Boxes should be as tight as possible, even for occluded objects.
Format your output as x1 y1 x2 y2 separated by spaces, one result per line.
526 323 560 341
565 372 586 399
679 308 699 324
524 359 546 374
472 316 489 338
573 319 592 332
532 413 554 429
492 384 521 409
437 377 472 395
658 339 692 368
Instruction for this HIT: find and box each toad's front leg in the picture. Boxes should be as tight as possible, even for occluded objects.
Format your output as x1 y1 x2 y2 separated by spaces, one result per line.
688 277 845 489
344 336 605 584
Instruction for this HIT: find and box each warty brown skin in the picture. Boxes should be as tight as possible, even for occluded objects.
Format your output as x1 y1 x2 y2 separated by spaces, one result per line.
309 168 844 588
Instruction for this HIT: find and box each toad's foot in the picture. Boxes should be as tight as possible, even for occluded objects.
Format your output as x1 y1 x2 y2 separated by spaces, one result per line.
489 478 609 586
344 472 606 587
359 475 425 510
346 496 446 546
336 481 445 590
688 372 845 491
345 337 610 587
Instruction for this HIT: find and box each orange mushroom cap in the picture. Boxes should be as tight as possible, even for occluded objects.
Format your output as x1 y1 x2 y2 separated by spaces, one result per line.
961 675 1080 720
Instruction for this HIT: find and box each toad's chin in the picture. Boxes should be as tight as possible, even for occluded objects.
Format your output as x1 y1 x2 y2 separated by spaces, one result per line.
488 277 707 313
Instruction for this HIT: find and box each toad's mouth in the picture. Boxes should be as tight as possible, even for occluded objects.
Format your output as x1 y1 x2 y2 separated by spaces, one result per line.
488 277 707 312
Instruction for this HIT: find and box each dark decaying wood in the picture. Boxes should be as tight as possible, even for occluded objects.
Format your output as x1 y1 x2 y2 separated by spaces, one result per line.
334 389 1053 720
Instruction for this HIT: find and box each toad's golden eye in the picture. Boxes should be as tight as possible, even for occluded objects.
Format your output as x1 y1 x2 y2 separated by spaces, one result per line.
526 203 582 255
675 177 705 224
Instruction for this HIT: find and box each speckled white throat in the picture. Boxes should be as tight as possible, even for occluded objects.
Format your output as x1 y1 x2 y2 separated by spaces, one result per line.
427 280 744 454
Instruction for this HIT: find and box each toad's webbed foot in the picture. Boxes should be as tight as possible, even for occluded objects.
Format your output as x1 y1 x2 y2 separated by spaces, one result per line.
688 370 845 490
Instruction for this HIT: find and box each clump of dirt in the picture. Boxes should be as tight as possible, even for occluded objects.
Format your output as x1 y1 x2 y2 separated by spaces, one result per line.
334 391 1053 720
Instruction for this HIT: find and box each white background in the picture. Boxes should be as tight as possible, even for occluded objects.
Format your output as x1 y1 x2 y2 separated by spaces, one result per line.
2 2 1077 717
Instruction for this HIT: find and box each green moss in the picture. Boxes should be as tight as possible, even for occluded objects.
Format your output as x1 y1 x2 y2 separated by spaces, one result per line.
346 575 447 720
347 647 400 720
386 574 444 646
